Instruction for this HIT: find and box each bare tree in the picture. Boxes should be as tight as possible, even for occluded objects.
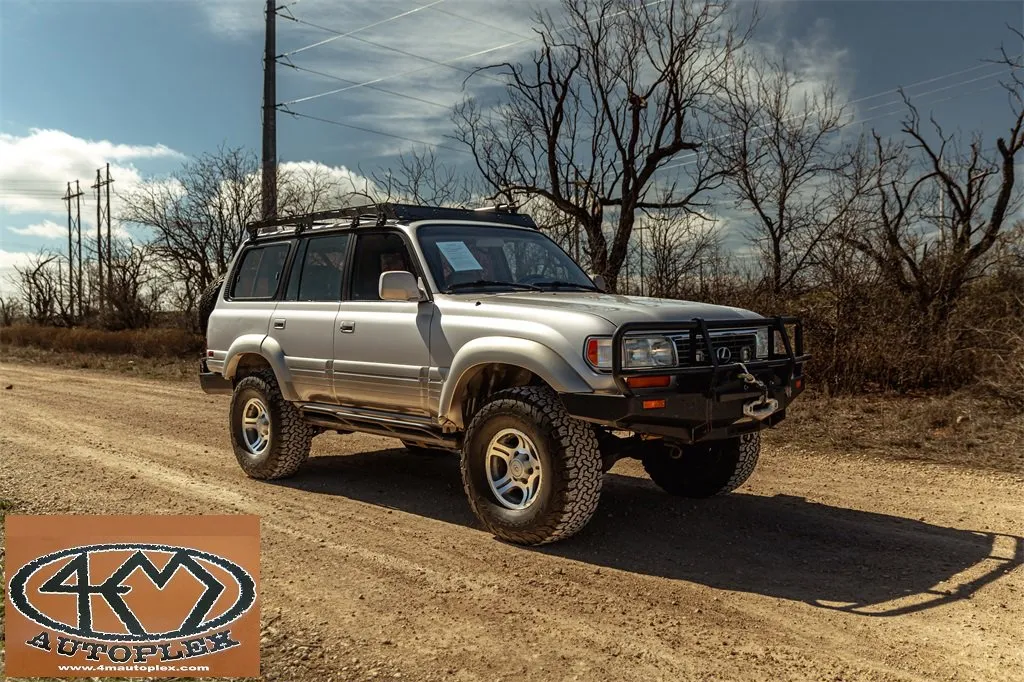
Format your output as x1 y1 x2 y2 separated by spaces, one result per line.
12 251 64 325
278 163 369 215
373 148 476 207
640 211 720 298
104 237 165 330
848 60 1023 322
0 296 23 326
453 0 753 291
119 146 261 314
715 55 869 297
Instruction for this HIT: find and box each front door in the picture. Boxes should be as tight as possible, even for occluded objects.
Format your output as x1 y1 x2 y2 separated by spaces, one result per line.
271 234 351 403
333 231 433 415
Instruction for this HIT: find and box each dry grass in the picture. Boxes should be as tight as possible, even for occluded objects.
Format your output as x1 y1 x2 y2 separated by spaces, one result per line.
0 344 197 382
770 390 1024 475
2 325 1021 475
0 324 203 358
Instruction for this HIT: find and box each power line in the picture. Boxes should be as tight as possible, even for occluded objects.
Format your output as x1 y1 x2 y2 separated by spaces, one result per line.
279 59 451 109
662 80 1007 175
280 0 448 59
428 7 534 40
658 66 1014 173
0 190 70 196
277 106 470 155
285 15 506 96
280 0 670 106
858 68 1008 114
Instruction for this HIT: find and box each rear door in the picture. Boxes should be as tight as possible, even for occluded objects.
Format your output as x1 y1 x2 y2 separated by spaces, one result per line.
269 234 351 404
333 230 434 415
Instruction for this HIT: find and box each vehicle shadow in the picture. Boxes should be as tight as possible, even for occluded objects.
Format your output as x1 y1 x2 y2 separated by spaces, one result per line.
275 447 1023 617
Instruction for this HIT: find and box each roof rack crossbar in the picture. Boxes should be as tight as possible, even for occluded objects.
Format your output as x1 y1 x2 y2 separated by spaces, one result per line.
246 202 537 240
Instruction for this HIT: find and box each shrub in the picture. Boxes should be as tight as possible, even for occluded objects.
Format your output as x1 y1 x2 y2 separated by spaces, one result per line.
0 325 204 358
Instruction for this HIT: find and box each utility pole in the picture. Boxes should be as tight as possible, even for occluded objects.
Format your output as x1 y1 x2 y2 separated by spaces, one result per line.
76 180 83 316
105 163 113 304
261 0 277 220
93 165 113 315
94 169 103 314
63 181 84 320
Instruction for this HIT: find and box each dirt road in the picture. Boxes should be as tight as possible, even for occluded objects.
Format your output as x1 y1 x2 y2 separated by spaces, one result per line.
1 363 1022 682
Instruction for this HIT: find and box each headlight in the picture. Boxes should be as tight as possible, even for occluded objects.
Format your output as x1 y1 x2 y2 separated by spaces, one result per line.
755 329 769 358
585 336 677 369
624 336 676 367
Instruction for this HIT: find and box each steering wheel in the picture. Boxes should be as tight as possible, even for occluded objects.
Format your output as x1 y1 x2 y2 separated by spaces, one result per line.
518 273 550 285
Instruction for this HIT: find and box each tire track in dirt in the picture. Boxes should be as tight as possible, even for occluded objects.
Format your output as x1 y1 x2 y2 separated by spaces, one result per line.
2 363 1022 681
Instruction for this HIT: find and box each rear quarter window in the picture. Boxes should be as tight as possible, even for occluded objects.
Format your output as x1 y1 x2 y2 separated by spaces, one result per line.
230 243 291 299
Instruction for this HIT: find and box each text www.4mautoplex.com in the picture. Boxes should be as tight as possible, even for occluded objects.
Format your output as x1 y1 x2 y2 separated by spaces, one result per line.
57 664 210 672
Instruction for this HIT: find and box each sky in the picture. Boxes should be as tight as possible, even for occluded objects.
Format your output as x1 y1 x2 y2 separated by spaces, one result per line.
0 0 1022 287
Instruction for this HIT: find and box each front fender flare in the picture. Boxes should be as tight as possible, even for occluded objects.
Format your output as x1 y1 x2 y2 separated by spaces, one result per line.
438 337 593 429
223 334 299 402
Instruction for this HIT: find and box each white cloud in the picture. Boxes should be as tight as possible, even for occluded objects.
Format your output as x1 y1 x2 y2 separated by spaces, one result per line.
194 0 544 160
0 249 37 297
0 128 183 217
8 220 68 239
0 249 36 271
279 160 374 194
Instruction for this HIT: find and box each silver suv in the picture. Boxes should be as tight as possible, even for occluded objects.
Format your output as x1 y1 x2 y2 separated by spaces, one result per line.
200 204 808 545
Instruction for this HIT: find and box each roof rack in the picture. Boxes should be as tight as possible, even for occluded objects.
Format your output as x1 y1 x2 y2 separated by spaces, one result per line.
245 202 537 240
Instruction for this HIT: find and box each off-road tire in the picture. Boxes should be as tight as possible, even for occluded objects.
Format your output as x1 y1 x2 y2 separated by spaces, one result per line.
401 440 452 456
230 369 316 480
642 433 760 497
197 273 225 336
461 386 603 545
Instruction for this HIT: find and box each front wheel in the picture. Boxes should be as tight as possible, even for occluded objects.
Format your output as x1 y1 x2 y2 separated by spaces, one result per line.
642 433 760 497
461 386 603 546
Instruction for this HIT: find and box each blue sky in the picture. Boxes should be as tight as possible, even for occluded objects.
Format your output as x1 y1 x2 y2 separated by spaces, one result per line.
1 0 1021 278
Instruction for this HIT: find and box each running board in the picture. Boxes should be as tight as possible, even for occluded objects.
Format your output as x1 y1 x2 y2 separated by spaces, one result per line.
297 403 456 448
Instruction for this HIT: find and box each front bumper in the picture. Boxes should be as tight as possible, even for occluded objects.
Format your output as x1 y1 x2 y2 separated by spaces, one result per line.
561 375 802 442
561 316 809 443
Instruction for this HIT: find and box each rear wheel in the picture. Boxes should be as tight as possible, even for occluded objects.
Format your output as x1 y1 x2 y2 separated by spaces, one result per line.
461 386 603 545
642 433 760 497
229 370 316 479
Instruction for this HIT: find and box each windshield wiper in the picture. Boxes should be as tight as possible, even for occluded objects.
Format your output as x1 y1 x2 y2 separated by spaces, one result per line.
530 280 601 291
443 279 543 293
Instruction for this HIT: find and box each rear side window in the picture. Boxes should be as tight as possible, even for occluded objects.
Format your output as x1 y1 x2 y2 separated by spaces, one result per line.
230 243 290 299
289 234 351 301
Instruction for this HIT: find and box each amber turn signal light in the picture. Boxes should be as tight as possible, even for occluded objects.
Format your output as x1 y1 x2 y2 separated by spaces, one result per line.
626 375 671 389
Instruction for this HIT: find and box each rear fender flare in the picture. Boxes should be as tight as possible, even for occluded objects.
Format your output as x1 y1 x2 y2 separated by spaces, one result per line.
223 334 299 401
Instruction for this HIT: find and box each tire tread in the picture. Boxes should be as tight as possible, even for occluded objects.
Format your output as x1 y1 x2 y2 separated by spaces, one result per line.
230 369 315 479
462 386 603 545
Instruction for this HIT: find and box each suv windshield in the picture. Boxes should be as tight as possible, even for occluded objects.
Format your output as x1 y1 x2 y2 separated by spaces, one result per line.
417 224 597 293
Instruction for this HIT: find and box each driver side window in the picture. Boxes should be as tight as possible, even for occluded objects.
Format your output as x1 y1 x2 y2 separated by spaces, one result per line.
349 232 416 301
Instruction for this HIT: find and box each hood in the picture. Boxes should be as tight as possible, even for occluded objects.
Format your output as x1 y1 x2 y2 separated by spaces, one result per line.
468 291 763 327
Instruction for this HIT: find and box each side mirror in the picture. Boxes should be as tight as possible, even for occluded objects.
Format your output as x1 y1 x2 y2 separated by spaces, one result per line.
379 271 422 302
591 274 607 292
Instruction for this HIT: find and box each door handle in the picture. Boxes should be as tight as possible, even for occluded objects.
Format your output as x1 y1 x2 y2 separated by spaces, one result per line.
273 318 286 329
339 321 356 333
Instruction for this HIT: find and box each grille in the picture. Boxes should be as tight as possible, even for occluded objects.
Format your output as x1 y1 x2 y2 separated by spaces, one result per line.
670 332 757 366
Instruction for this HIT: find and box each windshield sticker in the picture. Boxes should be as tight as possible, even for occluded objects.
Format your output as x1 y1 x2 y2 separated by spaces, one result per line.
437 241 483 272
